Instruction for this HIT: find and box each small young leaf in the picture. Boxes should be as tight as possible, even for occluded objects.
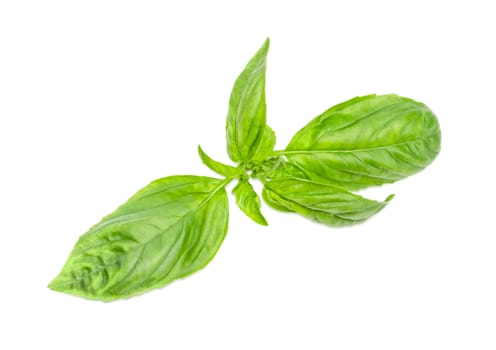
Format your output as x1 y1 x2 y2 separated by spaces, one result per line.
282 94 441 190
49 176 229 301
198 145 242 177
226 38 270 162
232 178 268 226
252 125 276 161
263 178 393 226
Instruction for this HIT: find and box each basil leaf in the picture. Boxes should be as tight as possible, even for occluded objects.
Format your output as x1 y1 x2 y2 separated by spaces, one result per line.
251 125 276 161
198 145 242 177
49 176 229 301
261 185 293 213
226 38 269 162
232 178 268 226
263 178 393 226
282 94 441 190
260 157 310 180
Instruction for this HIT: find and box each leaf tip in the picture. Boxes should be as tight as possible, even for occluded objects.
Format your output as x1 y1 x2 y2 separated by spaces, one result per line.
198 145 209 162
257 37 270 56
385 194 395 202
257 216 269 226
47 275 63 292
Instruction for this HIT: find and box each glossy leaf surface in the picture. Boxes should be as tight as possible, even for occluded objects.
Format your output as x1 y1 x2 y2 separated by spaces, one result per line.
263 178 393 226
49 176 229 301
283 94 441 190
226 39 269 162
232 178 268 226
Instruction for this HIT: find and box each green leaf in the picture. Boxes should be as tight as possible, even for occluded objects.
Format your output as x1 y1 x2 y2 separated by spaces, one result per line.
261 185 293 213
252 125 276 161
198 145 242 177
49 176 229 301
260 157 310 181
282 94 441 190
226 38 270 162
262 178 394 226
232 178 268 226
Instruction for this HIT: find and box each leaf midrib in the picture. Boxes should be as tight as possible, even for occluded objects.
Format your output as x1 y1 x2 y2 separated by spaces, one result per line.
280 135 437 155
264 183 367 223
232 60 266 160
61 179 229 290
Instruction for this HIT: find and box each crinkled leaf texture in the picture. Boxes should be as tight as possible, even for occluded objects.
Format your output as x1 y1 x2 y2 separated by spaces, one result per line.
263 178 393 227
49 176 229 301
232 178 268 226
283 94 441 190
226 38 269 162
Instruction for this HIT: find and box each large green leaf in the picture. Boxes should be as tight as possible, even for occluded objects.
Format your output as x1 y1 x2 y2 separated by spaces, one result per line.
232 178 268 226
263 178 393 226
282 94 441 190
226 38 269 162
260 157 310 181
49 176 229 301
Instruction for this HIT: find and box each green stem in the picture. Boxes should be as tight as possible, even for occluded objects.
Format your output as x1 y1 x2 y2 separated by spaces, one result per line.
221 176 237 187
269 150 287 157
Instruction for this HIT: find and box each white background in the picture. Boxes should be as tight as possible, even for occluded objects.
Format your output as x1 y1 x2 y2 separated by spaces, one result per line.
1 1 495 349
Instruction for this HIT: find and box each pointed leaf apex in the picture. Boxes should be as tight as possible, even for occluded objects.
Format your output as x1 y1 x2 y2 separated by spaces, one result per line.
385 194 395 202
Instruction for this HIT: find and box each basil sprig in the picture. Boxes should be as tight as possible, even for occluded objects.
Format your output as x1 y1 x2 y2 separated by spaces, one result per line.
49 39 441 301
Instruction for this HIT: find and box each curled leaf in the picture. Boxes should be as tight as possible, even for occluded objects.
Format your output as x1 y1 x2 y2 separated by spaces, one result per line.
263 178 393 226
